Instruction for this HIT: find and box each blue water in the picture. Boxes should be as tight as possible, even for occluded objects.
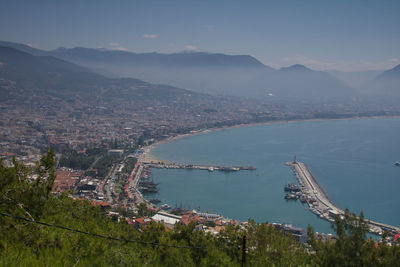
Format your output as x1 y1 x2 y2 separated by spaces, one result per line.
149 118 400 234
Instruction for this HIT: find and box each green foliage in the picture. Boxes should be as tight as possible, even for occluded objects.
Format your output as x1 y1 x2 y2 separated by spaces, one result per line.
93 155 114 179
246 219 312 266
308 209 400 266
0 149 56 219
122 157 137 174
59 148 100 170
136 202 155 217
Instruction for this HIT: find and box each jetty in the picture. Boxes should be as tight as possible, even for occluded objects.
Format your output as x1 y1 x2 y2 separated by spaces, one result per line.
286 159 400 235
143 162 256 172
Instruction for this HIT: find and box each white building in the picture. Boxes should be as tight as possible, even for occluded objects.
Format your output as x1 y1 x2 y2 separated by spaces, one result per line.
152 212 181 226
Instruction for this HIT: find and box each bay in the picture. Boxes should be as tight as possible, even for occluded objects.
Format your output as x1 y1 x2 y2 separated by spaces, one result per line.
148 118 400 234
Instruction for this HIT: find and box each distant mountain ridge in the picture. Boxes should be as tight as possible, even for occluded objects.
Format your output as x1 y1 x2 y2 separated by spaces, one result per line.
0 40 372 100
0 41 270 69
278 64 312 72
364 64 400 96
0 45 207 104
375 64 400 81
52 48 270 69
327 69 383 89
261 64 357 100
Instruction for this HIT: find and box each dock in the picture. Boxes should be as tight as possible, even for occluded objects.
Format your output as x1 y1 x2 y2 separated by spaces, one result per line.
143 162 256 172
286 160 400 235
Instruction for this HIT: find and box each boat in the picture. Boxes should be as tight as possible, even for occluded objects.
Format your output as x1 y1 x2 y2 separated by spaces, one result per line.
140 187 158 194
161 204 171 210
284 183 301 192
219 167 239 172
149 198 161 204
395 162 400 166
138 181 159 187
285 193 298 200
171 208 185 215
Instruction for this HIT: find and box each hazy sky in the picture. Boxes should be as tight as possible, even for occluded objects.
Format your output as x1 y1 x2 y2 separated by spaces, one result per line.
0 0 399 71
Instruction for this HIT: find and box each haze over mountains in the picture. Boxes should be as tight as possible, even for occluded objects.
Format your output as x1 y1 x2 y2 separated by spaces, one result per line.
0 45 213 107
367 64 400 96
0 41 399 101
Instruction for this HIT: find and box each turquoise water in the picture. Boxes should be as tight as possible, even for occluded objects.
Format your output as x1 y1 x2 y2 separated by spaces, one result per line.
149 118 400 234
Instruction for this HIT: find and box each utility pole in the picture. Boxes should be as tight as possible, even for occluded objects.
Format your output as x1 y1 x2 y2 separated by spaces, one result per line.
241 234 246 267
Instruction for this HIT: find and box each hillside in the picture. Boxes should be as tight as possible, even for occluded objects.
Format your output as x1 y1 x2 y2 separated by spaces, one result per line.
0 45 211 102
3 41 400 102
0 41 361 101
376 64 400 81
327 69 382 89
1 45 297 150
47 47 357 100
259 64 357 100
362 64 400 97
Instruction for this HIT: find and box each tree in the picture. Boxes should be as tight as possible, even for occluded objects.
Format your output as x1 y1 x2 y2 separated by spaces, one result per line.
308 209 400 267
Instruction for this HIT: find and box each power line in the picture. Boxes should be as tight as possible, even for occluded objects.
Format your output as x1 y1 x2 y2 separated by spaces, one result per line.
0 211 204 249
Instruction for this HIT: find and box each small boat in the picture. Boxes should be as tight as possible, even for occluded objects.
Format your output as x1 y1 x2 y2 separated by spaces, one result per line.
171 208 185 215
161 204 171 210
284 193 298 200
140 187 158 194
395 162 400 166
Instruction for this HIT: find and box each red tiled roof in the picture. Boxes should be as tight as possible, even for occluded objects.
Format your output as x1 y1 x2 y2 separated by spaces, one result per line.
134 217 152 225
91 200 112 207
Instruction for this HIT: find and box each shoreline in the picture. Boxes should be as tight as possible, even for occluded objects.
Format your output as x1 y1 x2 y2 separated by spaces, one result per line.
144 115 400 162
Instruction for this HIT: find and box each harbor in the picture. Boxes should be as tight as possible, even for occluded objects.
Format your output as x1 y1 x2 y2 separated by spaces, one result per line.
285 158 400 236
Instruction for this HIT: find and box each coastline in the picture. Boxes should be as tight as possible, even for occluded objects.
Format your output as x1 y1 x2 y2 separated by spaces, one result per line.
144 115 400 162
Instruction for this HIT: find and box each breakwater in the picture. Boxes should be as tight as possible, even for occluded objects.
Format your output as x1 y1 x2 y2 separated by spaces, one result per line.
143 162 256 172
286 160 400 235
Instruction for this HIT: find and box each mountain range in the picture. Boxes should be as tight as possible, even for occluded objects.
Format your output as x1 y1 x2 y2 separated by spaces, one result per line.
0 45 212 107
0 40 399 100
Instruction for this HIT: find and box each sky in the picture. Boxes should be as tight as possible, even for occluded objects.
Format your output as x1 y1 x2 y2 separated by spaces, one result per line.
0 0 399 71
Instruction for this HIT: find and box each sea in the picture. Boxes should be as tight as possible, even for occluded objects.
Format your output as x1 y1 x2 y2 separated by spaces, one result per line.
147 117 400 234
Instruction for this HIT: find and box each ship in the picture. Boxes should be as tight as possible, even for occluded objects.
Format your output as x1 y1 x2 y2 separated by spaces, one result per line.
171 208 185 215
140 187 158 194
285 193 298 200
284 183 301 192
138 181 159 187
299 195 307 203
161 204 171 210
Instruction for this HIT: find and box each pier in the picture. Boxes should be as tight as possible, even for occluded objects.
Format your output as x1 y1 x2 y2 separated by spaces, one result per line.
143 162 256 172
286 160 400 235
